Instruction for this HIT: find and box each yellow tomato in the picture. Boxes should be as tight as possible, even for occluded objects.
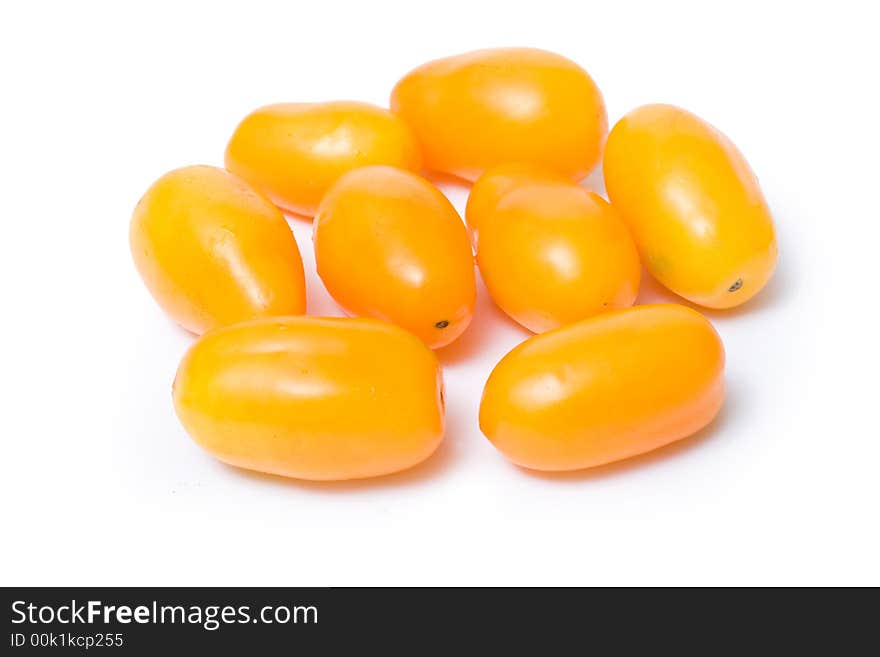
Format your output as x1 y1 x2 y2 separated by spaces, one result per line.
464 163 569 244
225 101 421 217
314 165 476 349
476 182 640 333
480 304 725 471
603 104 778 309
390 48 607 182
173 316 444 481
130 165 305 335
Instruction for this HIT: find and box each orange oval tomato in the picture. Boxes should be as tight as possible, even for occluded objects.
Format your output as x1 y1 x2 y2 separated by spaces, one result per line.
603 104 778 309
480 304 725 471
476 182 640 333
314 165 476 349
390 48 607 182
130 165 306 335
225 101 421 217
464 162 569 244
173 316 444 481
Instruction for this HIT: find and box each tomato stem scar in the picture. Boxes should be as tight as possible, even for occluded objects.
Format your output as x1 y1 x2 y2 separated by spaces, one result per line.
435 320 449 329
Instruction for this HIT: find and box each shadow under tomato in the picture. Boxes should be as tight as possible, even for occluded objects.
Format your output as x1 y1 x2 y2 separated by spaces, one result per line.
578 166 607 197
165 315 199 340
436 276 530 366
282 209 314 223
635 261 789 320
516 380 740 484
423 170 472 192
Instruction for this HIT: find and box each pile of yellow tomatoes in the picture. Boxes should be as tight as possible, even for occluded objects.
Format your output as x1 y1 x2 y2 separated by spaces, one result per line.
130 48 777 481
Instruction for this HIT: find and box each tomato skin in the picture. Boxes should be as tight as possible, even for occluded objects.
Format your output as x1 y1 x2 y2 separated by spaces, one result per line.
603 104 777 309
476 182 640 333
130 165 306 335
225 101 421 217
464 163 569 245
479 304 725 471
173 316 444 481
314 165 476 349
390 48 607 182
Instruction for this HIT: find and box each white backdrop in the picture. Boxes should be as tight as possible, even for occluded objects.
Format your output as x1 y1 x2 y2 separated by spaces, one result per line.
1 0 877 585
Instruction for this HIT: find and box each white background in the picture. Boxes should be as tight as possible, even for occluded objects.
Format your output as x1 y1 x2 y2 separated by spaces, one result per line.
1 0 877 586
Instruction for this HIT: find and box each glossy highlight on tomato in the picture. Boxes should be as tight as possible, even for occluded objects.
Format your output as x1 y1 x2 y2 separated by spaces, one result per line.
314 165 476 349
391 48 607 182
130 165 306 335
173 316 445 481
603 104 778 309
475 179 640 333
479 304 725 471
225 101 421 217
